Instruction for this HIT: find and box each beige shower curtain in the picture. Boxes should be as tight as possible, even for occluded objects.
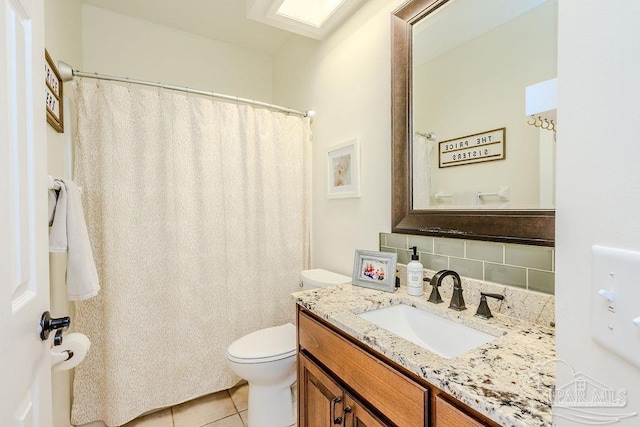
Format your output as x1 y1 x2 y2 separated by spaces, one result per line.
413 134 433 208
70 80 310 426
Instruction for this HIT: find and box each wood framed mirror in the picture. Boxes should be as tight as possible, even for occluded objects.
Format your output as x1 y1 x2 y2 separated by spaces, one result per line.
391 0 555 246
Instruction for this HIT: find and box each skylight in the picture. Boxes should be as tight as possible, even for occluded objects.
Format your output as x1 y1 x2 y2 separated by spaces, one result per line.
276 0 346 28
247 0 364 40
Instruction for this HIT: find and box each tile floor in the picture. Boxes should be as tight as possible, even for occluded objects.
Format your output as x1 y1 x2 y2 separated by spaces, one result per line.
123 383 296 427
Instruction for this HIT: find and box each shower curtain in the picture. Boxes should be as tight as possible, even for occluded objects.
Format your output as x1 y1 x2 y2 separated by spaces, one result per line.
70 80 311 426
413 134 433 208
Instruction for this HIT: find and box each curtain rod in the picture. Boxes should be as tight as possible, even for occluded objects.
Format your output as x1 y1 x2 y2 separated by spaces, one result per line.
57 61 313 118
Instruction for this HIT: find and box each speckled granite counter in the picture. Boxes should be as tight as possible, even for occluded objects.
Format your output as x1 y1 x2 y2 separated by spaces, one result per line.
293 284 555 427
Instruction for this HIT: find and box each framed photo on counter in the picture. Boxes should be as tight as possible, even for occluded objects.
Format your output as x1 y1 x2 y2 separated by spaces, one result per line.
352 250 397 293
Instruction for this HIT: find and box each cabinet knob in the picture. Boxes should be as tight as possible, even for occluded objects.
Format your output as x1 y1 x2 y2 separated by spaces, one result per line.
331 397 342 424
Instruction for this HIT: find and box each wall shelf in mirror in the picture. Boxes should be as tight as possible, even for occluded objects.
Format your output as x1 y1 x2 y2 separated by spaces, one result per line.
391 0 555 246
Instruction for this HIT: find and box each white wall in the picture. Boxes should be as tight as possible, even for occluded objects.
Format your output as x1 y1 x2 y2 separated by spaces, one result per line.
45 0 81 179
273 0 401 276
556 1 640 425
44 1 83 426
81 5 273 101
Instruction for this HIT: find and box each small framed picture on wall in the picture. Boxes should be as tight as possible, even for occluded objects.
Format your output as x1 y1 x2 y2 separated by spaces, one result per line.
327 139 360 199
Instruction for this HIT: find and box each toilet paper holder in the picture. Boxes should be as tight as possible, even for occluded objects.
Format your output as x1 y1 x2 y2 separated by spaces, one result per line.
50 332 91 371
51 349 74 366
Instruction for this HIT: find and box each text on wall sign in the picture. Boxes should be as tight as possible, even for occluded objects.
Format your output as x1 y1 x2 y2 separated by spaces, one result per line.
438 127 505 168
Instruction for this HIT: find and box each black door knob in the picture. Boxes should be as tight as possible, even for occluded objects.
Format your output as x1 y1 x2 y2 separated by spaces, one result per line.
40 311 71 341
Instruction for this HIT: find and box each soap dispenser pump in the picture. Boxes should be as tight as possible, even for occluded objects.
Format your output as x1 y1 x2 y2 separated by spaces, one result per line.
407 246 424 296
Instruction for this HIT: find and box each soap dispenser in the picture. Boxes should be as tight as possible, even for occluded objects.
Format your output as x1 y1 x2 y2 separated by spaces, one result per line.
407 246 424 296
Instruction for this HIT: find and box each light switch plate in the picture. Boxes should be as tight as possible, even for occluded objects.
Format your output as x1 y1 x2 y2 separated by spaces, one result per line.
591 245 640 368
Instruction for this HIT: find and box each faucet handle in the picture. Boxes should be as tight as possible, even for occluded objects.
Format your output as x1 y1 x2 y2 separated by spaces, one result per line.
426 274 443 304
481 292 504 300
475 292 505 319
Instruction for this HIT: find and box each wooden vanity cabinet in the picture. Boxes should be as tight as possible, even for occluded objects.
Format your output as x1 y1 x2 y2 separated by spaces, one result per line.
299 352 387 427
298 308 427 426
434 395 486 427
297 307 500 427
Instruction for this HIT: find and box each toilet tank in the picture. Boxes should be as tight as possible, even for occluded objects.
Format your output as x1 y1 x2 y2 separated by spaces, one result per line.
300 269 351 291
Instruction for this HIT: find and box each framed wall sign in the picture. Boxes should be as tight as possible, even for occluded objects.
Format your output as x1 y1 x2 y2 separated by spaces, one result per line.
45 49 64 133
327 139 361 199
439 128 505 168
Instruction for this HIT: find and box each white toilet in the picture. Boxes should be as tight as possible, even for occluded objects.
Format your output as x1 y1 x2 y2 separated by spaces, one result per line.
225 269 351 427
298 268 352 291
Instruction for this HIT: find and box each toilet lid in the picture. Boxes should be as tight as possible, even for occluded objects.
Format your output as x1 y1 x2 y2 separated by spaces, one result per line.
227 323 296 362
300 269 351 288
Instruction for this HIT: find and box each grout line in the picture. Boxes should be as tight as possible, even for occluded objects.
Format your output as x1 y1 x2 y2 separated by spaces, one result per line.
227 389 240 413
482 261 486 281
217 414 244 427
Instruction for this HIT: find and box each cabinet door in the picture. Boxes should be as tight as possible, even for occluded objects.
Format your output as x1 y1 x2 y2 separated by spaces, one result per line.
299 310 428 426
435 395 487 427
344 394 389 427
299 353 345 427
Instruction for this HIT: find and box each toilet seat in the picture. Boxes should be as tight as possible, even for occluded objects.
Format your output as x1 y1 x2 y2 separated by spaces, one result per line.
226 323 296 364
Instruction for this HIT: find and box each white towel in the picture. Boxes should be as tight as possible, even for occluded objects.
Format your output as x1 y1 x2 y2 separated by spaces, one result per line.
49 178 100 300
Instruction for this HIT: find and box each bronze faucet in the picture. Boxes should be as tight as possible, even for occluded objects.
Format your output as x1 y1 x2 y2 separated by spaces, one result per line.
427 270 466 311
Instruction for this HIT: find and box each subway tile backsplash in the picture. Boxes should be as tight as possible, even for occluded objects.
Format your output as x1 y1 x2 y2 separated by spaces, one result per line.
505 244 554 271
465 240 504 263
380 232 555 295
434 238 465 257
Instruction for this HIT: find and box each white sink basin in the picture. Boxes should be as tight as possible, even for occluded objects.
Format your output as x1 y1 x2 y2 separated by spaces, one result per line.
357 304 499 359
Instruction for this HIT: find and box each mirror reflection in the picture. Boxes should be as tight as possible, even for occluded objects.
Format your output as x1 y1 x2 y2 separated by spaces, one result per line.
411 0 557 210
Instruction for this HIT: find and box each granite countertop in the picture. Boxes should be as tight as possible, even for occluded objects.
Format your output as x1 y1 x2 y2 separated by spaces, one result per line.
293 284 555 427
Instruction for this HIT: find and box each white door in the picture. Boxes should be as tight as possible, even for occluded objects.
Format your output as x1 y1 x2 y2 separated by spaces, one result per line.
0 0 52 424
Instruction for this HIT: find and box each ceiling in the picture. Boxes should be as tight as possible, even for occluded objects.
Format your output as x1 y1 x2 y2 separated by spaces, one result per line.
80 0 297 55
412 0 549 65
